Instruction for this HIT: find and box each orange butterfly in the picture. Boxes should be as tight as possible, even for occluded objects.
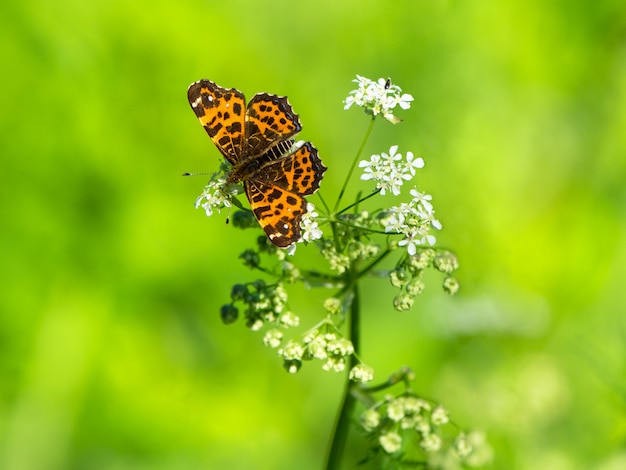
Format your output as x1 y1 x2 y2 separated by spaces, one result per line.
188 80 326 247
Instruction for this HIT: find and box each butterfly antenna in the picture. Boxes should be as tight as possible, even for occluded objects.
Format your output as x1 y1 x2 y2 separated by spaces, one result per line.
182 171 211 177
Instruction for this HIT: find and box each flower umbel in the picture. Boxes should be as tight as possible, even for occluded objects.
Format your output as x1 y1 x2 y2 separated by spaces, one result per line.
344 75 414 123
359 145 424 196
299 203 323 243
195 175 231 217
384 188 442 255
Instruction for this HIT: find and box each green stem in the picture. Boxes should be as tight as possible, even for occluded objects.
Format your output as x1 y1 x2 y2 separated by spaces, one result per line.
356 248 392 281
333 117 376 212
336 189 381 216
324 283 360 469
331 220 388 236
316 190 331 215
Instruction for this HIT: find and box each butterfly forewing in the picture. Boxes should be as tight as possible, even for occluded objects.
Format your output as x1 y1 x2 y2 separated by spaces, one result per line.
188 80 246 164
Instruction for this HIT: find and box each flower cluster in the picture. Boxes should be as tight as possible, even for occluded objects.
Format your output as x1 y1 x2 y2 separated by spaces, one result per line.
357 143 443 258
360 392 490 466
388 248 460 311
194 170 323 247
221 280 299 332
383 188 442 255
299 203 323 243
275 324 373 382
359 145 424 196
195 174 232 217
361 394 449 454
344 75 414 123
317 210 383 275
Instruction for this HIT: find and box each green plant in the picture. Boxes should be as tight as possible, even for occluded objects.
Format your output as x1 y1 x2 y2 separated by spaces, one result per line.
192 75 491 469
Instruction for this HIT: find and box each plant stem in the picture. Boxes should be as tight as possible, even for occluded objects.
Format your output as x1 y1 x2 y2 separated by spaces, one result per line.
333 117 376 212
324 283 360 470
336 188 381 216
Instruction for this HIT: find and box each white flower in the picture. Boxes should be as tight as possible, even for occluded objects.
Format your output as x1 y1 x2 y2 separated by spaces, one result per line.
359 146 422 195
278 341 305 361
403 152 424 177
409 188 433 214
279 311 300 328
379 431 402 453
326 338 354 356
431 406 449 426
195 176 231 216
322 356 346 372
421 433 442 452
383 186 442 255
299 203 323 242
387 398 406 422
321 241 350 273
307 336 328 359
360 408 380 432
323 297 342 314
344 75 413 123
349 364 374 383
263 329 283 348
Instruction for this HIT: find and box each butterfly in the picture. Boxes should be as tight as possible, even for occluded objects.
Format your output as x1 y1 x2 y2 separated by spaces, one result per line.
188 80 327 247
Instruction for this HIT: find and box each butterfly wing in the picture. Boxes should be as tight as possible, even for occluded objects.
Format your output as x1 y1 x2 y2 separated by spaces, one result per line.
188 80 246 164
244 142 327 247
244 180 306 247
245 93 302 158
256 142 326 195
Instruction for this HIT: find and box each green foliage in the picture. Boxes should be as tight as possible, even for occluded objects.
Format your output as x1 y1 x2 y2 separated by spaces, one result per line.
1 0 625 469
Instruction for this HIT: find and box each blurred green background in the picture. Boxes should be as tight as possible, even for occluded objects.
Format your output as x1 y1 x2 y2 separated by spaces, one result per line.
2 0 625 468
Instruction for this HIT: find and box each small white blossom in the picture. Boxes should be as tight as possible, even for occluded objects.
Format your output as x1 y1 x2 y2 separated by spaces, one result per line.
323 332 338 342
322 356 346 372
384 186 442 255
307 336 328 359
415 418 430 436
326 338 354 356
344 75 414 123
321 242 350 273
431 406 449 426
323 297 342 314
403 152 424 177
279 311 300 328
404 397 430 414
360 146 422 195
360 408 380 432
379 431 402 453
195 176 231 216
263 329 283 348
299 203 323 242
387 398 406 422
421 433 442 453
457 431 493 466
349 364 374 383
278 340 305 361
249 319 264 331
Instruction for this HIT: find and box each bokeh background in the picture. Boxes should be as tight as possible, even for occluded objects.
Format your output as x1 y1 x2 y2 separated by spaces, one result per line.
2 0 625 468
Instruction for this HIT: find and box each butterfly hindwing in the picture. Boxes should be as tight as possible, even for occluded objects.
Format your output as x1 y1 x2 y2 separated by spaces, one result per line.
245 93 302 158
253 142 327 195
244 180 305 247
